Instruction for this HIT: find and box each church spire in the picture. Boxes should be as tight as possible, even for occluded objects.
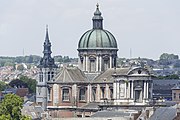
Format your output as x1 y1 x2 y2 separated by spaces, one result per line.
45 25 49 43
92 3 103 29
43 25 52 57
38 25 57 68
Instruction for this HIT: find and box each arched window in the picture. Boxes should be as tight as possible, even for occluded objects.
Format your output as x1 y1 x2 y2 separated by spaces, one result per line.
48 88 51 101
48 72 51 81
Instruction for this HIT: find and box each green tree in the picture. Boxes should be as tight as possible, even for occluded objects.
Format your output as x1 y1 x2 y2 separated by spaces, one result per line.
0 81 6 91
157 74 179 79
19 76 37 93
159 53 179 60
16 64 25 71
0 94 31 120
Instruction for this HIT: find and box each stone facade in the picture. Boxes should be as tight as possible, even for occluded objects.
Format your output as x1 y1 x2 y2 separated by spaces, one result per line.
172 83 180 101
36 4 153 118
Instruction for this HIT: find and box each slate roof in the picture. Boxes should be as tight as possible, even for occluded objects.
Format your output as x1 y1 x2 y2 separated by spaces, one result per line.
149 107 176 120
22 105 44 119
172 83 180 90
94 68 130 82
91 110 131 117
81 102 99 110
54 67 88 83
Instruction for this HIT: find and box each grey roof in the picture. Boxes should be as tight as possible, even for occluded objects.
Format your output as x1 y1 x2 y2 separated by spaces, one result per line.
54 67 88 83
91 110 131 117
22 106 44 119
78 29 118 50
153 79 180 85
172 83 180 90
81 102 99 110
149 107 176 120
94 68 130 82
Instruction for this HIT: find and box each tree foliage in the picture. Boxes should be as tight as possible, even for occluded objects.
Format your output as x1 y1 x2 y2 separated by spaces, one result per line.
159 53 179 60
9 79 28 88
156 74 179 79
0 81 7 91
9 76 36 94
0 94 31 120
0 55 78 67
19 76 37 94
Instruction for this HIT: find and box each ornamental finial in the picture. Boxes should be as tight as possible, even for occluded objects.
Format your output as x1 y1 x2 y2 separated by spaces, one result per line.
96 3 99 8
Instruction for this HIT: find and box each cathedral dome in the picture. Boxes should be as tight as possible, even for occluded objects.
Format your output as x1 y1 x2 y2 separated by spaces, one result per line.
78 4 118 50
78 29 117 49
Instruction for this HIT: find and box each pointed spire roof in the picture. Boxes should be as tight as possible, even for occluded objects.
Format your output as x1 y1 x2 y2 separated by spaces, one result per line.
45 25 49 43
38 25 57 68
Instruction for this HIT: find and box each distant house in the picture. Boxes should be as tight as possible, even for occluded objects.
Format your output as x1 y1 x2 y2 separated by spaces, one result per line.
172 83 180 101
153 79 180 100
0 88 29 100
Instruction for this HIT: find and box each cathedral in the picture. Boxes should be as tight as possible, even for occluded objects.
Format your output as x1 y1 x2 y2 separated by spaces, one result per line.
36 4 153 118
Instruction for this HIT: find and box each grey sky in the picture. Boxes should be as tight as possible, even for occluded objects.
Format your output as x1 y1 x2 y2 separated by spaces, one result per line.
0 0 180 60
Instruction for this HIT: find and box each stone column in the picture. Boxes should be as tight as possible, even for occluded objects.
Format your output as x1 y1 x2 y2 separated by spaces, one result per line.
144 81 146 99
113 82 117 100
78 57 81 70
131 81 134 99
87 84 91 102
110 55 112 68
83 56 86 71
117 81 120 99
85 55 88 72
128 81 130 98
99 55 102 71
124 81 127 98
72 84 77 101
146 81 149 99
105 84 109 99
96 56 99 72
150 81 153 99
97 84 100 101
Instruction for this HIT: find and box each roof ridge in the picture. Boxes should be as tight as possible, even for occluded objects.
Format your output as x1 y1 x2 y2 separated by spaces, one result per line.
65 67 74 82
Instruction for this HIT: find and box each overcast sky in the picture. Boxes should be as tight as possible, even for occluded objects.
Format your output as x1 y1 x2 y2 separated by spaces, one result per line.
0 0 180 60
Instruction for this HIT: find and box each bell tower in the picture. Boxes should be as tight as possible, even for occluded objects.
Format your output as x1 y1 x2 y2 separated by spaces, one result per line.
36 25 57 110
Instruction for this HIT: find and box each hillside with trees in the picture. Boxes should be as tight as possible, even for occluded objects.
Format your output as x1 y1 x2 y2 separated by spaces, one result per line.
0 55 78 67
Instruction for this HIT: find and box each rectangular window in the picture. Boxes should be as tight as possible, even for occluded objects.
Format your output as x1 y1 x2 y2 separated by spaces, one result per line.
39 72 43 82
48 72 51 81
101 87 105 99
174 93 176 99
48 88 51 101
79 88 86 101
62 89 69 101
92 88 96 101
51 72 54 78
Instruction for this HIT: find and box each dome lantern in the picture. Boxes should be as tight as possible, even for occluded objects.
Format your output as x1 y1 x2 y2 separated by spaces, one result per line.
92 3 103 29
